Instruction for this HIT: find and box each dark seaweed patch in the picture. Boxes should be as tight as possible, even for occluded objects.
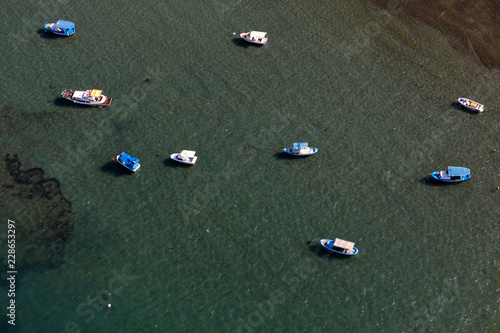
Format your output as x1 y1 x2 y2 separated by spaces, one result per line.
1 154 74 270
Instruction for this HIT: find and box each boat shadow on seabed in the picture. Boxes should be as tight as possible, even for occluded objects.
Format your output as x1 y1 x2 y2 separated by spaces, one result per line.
420 176 460 187
53 97 91 108
231 37 262 48
163 158 192 168
450 101 481 115
100 161 135 177
37 28 64 39
273 152 304 160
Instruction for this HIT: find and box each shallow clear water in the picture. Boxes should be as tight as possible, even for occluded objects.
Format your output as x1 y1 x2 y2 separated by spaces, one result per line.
0 0 499 332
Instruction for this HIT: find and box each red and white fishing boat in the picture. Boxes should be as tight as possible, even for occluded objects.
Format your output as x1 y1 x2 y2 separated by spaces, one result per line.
61 89 112 106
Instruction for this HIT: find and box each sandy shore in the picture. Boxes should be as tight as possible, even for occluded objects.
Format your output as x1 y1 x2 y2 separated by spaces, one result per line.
372 0 500 70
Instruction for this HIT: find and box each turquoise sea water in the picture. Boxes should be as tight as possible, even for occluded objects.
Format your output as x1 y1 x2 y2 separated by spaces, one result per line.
1 0 499 332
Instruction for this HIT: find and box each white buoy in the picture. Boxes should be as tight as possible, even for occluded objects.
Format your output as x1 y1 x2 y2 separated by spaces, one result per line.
108 304 111 308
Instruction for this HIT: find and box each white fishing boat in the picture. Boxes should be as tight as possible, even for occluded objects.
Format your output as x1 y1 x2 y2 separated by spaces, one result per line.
170 150 197 165
61 89 112 106
458 97 484 112
240 31 268 45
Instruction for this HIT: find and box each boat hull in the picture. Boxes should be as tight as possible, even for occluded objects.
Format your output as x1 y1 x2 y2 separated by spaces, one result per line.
116 155 140 172
240 33 267 45
458 98 484 112
283 147 318 156
320 239 358 256
170 153 196 165
431 171 471 182
44 23 75 36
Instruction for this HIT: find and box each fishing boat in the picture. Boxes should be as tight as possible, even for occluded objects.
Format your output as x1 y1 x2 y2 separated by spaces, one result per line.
44 20 75 36
320 238 358 256
431 166 471 182
61 89 112 106
115 152 140 172
283 142 318 156
457 98 484 112
170 150 197 165
240 31 268 45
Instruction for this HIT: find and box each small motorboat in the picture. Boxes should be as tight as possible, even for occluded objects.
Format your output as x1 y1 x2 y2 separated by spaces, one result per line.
240 31 268 45
431 166 471 182
320 238 358 256
170 150 197 165
61 89 112 107
115 152 140 172
283 142 318 156
44 20 75 36
458 98 484 112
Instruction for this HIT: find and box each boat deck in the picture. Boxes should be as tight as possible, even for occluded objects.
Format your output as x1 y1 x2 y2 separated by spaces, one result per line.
100 97 112 106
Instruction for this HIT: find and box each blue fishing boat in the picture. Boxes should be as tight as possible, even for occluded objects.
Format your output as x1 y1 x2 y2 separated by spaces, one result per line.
320 238 358 256
283 142 318 156
431 166 471 182
115 152 140 172
44 20 75 36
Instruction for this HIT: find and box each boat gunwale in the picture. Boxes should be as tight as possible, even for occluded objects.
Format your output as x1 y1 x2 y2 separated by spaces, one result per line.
116 153 140 172
320 239 358 256
170 152 197 165
457 97 484 112
283 147 318 156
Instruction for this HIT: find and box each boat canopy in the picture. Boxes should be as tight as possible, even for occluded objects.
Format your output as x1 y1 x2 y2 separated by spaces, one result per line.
293 142 308 150
90 90 102 97
333 238 355 250
448 166 470 177
249 31 267 38
120 152 139 166
180 150 196 157
54 20 75 29
73 91 86 99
